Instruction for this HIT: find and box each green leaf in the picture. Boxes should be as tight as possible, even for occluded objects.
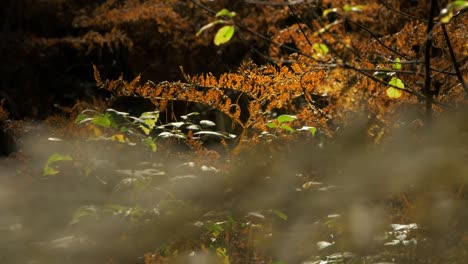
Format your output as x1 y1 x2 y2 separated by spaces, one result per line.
192 131 236 139
106 108 129 117
75 113 91 124
279 124 295 132
386 87 403 99
277 115 297 123
139 111 159 135
266 122 278 128
216 8 236 18
70 205 99 225
142 137 157 152
205 222 224 233
298 126 317 136
313 43 329 55
452 1 468 8
271 209 288 221
343 4 365 12
389 77 405 89
91 113 113 128
387 77 404 99
322 8 338 17
43 153 73 176
393 58 401 70
214 25 235 46
440 1 468 23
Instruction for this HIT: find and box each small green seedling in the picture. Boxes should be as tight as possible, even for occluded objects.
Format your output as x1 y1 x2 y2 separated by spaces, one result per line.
197 8 236 46
266 114 317 136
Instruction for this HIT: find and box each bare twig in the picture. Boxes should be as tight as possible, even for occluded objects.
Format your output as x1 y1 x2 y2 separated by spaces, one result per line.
423 0 438 123
441 24 468 96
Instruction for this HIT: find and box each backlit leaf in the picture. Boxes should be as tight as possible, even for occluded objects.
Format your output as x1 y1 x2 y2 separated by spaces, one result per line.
386 87 403 98
91 114 112 128
271 209 288 221
279 124 295 132
322 8 338 17
216 8 236 18
343 4 365 12
277 115 297 123
142 137 157 152
389 77 405 89
108 134 129 143
214 25 235 46
313 43 329 55
139 111 159 135
43 153 73 176
393 58 402 70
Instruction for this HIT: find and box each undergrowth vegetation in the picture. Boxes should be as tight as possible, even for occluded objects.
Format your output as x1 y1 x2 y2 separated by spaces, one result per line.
1 0 467 263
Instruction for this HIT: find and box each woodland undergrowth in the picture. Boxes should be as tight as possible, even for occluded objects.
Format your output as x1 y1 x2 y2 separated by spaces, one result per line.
1 1 467 264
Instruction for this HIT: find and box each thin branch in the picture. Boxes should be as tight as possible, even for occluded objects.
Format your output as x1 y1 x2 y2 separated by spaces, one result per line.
441 24 468 95
377 0 427 23
342 62 452 109
189 0 452 109
288 5 364 61
423 0 438 123
342 17 411 60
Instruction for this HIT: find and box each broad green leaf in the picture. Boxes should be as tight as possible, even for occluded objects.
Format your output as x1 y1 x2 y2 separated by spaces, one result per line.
393 58 402 70
452 1 468 8
389 77 405 89
158 132 186 139
386 87 403 98
142 137 157 152
193 131 236 139
75 114 91 124
139 111 159 135
91 114 112 128
279 124 295 132
216 8 236 18
106 108 129 117
266 122 278 128
313 43 329 55
168 122 184 128
271 209 288 221
200 120 216 127
43 153 73 176
214 25 235 46
387 77 404 99
277 114 297 123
